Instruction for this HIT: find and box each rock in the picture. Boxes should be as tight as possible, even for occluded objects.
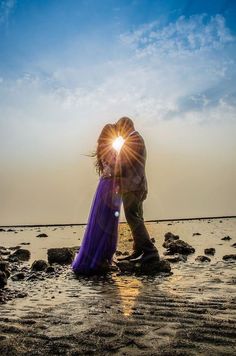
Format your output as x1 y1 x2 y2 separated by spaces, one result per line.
0 271 7 288
116 260 135 273
47 247 77 264
122 251 129 256
165 254 187 263
163 232 179 248
193 232 201 236
164 240 195 255
36 233 48 238
0 261 10 278
151 237 156 243
116 258 171 275
231 243 236 248
139 259 171 274
11 272 25 281
0 228 5 232
20 242 30 245
195 255 211 262
7 229 15 232
46 266 55 273
223 254 236 261
115 250 122 256
31 260 48 271
17 292 28 298
204 248 216 255
221 236 231 241
10 249 30 261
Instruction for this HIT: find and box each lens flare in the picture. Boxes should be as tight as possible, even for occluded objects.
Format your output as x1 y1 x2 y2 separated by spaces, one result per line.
112 136 125 152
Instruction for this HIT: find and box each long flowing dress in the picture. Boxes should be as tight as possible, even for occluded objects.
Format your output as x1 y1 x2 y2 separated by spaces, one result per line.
72 170 121 275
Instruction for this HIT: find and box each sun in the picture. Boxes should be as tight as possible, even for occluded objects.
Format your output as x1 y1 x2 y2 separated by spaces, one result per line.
112 136 125 152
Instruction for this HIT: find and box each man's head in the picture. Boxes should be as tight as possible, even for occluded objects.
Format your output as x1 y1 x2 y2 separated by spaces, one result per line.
116 116 135 138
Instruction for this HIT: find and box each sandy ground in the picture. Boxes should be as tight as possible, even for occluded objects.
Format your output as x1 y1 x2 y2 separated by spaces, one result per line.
0 218 236 355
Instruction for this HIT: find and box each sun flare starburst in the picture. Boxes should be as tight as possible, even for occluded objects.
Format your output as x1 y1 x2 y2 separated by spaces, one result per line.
112 136 125 152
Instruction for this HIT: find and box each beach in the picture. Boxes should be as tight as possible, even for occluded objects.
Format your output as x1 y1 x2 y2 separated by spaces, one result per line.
0 217 236 355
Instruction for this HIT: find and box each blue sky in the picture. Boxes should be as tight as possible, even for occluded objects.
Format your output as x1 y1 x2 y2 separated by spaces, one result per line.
0 0 236 224
1 0 236 77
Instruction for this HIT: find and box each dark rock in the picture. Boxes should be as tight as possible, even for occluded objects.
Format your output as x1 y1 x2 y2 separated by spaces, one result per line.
46 266 55 273
122 251 129 256
139 259 171 274
0 228 5 232
116 258 171 275
8 256 19 263
151 237 156 243
0 261 10 278
10 249 30 261
115 250 122 256
116 260 135 273
223 254 236 261
164 239 195 255
0 271 7 288
7 229 15 232
8 246 21 250
20 242 30 245
163 232 179 248
31 260 48 271
231 243 236 248
204 248 216 255
47 247 78 264
36 233 48 238
221 236 231 241
193 232 201 236
11 272 25 281
17 292 27 298
165 254 187 263
195 255 211 262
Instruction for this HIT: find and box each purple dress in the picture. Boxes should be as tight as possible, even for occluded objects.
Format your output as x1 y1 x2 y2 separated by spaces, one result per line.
72 176 121 275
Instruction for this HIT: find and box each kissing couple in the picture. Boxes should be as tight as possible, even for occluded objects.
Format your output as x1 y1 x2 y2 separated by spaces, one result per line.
72 116 159 275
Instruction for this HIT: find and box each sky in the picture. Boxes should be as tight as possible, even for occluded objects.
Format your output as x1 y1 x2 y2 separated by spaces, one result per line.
0 0 236 225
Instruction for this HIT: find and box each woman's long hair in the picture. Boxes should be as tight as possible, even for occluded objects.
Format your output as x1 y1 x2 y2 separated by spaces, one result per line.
94 124 117 175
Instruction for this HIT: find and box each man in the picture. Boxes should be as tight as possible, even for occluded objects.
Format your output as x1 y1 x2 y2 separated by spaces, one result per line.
115 117 159 263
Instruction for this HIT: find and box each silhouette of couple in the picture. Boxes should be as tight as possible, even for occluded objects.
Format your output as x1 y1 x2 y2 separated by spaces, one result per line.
72 117 159 275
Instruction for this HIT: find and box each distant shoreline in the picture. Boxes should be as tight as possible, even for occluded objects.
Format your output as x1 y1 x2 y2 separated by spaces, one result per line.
0 215 235 228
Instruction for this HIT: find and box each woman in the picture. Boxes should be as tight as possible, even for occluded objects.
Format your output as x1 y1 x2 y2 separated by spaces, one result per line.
72 124 122 275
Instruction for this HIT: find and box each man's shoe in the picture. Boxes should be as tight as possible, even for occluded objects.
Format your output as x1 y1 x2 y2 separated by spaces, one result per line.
130 251 160 264
117 250 143 262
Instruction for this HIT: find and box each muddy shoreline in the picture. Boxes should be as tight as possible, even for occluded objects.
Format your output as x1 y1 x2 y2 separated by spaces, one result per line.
0 218 236 355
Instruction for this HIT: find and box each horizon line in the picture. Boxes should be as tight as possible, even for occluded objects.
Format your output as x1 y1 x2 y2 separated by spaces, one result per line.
0 215 235 228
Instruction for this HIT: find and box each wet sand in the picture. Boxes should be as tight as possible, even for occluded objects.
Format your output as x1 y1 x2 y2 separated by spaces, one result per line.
0 218 236 355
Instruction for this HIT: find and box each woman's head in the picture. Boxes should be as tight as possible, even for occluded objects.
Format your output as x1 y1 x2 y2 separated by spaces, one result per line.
97 124 117 145
95 124 117 175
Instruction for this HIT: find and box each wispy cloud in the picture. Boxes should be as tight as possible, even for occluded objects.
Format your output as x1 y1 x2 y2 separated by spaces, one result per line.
1 14 235 147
